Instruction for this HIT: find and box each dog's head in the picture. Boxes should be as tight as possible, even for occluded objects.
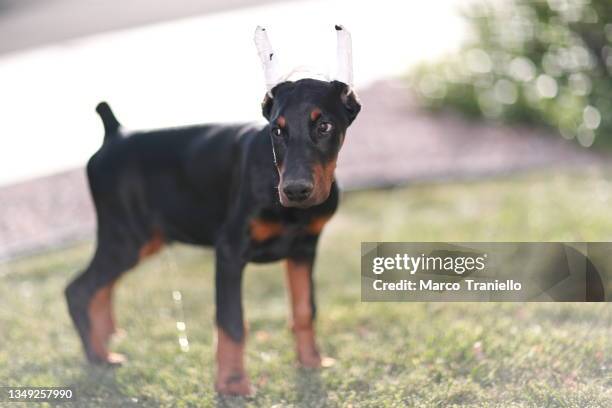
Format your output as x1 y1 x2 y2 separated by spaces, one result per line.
261 79 360 207
255 26 361 208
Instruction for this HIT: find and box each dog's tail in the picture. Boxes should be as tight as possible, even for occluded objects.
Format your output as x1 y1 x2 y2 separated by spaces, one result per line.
95 101 121 143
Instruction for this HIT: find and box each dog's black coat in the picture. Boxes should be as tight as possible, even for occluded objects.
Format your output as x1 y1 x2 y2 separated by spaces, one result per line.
65 78 360 363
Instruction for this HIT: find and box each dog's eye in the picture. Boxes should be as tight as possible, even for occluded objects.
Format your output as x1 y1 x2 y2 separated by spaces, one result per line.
272 127 282 137
318 122 333 134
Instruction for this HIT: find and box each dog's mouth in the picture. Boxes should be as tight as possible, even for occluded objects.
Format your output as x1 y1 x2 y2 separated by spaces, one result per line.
277 162 336 208
278 185 329 208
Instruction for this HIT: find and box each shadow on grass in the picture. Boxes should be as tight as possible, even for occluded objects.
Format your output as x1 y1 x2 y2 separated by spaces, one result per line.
63 364 140 407
213 368 327 407
294 368 327 407
215 394 250 408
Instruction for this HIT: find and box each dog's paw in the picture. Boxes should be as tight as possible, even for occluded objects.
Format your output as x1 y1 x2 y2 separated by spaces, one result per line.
215 373 253 396
105 352 127 366
89 351 127 367
297 350 336 369
298 349 322 369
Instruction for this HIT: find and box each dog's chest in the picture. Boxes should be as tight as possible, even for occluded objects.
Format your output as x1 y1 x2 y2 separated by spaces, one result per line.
246 208 330 262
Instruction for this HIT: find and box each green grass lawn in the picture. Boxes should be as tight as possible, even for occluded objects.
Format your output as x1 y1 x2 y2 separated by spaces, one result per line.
1 168 611 407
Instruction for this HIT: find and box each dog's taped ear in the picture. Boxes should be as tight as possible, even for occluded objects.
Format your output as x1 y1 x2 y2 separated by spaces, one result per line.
262 92 274 120
342 87 361 125
332 81 361 125
332 25 360 125
254 26 280 95
261 82 291 120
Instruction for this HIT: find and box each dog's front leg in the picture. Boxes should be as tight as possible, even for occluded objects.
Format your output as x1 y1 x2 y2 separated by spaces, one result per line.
286 255 322 368
214 240 251 396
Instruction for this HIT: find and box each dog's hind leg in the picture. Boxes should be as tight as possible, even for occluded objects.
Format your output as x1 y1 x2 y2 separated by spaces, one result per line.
65 240 139 365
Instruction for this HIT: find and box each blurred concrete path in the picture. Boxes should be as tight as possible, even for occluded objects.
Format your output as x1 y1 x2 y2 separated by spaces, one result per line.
0 0 290 55
0 79 600 260
0 0 464 186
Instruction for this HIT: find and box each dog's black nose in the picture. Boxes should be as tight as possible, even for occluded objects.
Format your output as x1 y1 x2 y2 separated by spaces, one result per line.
282 180 314 202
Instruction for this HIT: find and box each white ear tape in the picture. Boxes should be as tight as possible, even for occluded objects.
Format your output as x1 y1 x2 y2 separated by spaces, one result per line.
334 25 354 90
254 26 280 96
254 25 355 95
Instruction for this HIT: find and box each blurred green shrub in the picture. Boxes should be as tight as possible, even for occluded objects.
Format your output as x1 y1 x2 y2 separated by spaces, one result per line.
411 0 612 148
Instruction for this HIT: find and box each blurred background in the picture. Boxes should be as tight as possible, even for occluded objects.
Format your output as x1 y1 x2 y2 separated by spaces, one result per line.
0 0 468 258
1 0 607 259
0 1 610 406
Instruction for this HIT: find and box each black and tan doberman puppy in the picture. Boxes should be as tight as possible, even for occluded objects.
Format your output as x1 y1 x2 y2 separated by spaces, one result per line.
65 26 360 395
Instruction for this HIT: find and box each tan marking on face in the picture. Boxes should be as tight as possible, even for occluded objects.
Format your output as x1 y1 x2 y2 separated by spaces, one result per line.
306 216 332 235
250 218 283 242
310 160 337 203
215 327 251 395
310 108 321 121
139 230 164 260
277 116 286 128
285 259 321 367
